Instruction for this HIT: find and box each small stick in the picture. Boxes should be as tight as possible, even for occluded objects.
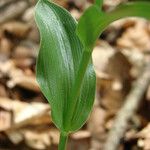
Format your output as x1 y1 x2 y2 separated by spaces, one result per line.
104 63 150 150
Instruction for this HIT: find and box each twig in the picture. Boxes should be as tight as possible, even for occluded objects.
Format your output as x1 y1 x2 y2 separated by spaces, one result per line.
104 62 150 150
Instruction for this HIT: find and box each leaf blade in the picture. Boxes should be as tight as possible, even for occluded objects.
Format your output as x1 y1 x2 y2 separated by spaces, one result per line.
35 0 96 132
77 1 150 51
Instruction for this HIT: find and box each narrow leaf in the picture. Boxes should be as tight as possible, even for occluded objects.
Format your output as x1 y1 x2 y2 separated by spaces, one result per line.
76 5 106 50
105 2 150 24
77 1 150 51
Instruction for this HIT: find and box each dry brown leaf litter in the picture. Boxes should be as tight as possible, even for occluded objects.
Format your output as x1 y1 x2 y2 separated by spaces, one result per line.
0 0 150 149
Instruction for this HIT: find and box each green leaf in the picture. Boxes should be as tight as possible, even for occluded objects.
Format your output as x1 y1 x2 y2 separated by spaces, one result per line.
35 0 96 133
105 2 150 24
76 5 105 50
77 1 150 51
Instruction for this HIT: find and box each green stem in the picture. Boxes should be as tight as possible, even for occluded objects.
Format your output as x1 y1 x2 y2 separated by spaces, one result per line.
58 132 68 150
94 0 103 8
64 50 91 130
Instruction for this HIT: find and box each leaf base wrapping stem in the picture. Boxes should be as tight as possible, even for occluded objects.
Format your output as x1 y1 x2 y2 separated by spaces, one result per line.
58 132 68 150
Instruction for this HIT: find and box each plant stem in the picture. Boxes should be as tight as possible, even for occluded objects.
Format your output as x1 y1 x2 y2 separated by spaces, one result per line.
64 50 92 130
94 0 103 8
58 132 68 150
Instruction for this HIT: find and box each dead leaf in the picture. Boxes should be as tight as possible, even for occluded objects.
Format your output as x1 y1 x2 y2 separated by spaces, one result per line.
92 40 115 80
117 19 150 52
0 38 13 56
136 123 150 150
0 0 28 24
13 44 37 58
22 7 34 22
0 98 50 131
87 106 106 140
69 130 91 150
23 129 51 149
0 107 13 131
2 21 31 39
7 74 40 92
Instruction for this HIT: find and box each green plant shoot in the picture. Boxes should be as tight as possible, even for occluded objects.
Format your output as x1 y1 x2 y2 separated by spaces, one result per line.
35 0 150 149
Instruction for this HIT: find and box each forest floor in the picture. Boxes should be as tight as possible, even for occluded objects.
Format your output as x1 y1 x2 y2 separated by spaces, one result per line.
0 0 150 150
